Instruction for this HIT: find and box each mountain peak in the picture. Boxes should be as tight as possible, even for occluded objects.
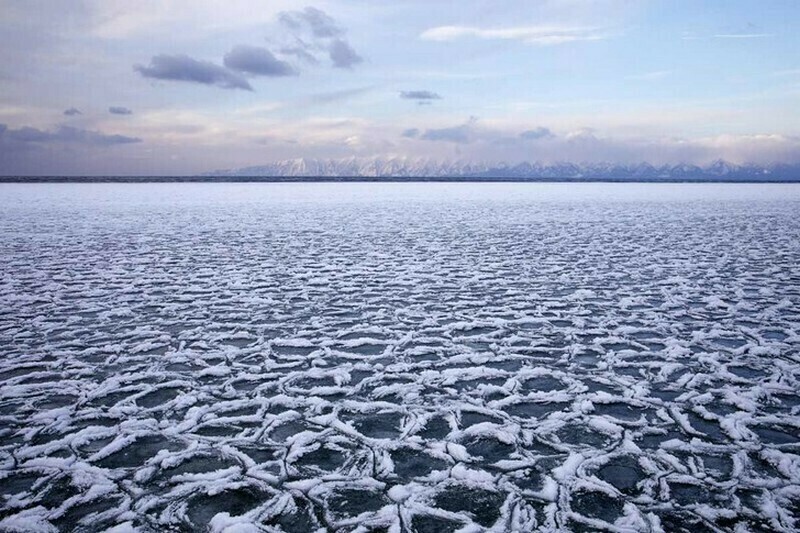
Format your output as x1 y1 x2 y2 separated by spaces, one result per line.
202 158 800 181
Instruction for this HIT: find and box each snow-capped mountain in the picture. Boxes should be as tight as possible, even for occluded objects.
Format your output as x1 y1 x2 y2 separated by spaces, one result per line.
205 157 494 178
203 157 800 181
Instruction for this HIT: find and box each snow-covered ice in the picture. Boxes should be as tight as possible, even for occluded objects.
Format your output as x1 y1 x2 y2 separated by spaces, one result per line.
0 183 799 532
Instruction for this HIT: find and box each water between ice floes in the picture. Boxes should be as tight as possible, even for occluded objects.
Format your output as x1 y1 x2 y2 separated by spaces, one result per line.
0 183 799 532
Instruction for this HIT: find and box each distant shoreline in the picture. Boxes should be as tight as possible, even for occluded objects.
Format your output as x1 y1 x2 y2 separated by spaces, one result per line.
2 176 800 184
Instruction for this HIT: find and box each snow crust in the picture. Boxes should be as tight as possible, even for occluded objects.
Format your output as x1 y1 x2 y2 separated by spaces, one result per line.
0 183 799 532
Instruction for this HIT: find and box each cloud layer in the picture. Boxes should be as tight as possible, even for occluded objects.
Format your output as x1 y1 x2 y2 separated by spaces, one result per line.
0 1 797 175
1 123 141 147
520 127 555 140
132 7 361 93
278 7 363 69
399 118 800 165
223 46 297 77
328 39 362 69
400 91 442 101
134 54 252 91
420 25 610 45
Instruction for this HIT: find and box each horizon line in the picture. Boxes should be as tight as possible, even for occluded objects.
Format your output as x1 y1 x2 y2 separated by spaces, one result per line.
2 176 800 184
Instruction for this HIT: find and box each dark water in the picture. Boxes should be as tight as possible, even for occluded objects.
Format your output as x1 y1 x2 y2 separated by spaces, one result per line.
0 183 799 532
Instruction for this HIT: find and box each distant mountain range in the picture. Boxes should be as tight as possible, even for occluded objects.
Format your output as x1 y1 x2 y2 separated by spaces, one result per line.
3 158 798 182
203 158 800 181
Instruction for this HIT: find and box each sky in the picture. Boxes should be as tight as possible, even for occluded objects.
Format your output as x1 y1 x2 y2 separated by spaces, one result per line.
1 0 799 175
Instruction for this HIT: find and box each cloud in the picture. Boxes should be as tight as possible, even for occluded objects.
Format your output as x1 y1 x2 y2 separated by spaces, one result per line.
280 45 320 65
400 90 442 101
223 45 298 77
63 108 82 116
714 33 772 39
420 127 471 143
60 0 304 40
278 7 363 70
109 106 133 115
626 70 671 81
308 86 374 105
419 117 479 144
0 123 141 146
329 39 362 69
520 127 554 140
400 119 800 165
420 25 610 45
414 118 551 145
279 7 343 39
134 54 252 91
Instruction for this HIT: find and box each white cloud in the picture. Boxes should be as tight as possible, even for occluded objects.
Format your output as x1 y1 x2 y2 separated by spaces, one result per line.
420 25 611 45
625 70 672 81
713 33 772 39
84 0 313 39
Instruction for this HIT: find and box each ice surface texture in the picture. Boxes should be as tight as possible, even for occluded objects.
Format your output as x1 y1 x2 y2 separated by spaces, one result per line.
0 183 799 532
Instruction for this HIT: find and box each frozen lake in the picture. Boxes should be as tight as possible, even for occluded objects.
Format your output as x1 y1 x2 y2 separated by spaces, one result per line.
1 183 799 532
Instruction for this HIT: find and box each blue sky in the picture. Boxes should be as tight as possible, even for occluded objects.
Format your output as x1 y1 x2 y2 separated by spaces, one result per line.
1 0 799 175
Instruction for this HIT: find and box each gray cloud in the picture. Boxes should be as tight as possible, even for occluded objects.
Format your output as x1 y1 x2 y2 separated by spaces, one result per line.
223 45 298 77
280 44 321 65
420 125 473 143
412 119 553 146
400 91 442 101
329 39 362 69
134 54 252 91
63 107 82 116
109 106 133 115
520 127 554 140
278 7 362 70
0 123 141 146
401 118 800 165
419 117 479 143
0 123 142 176
5 126 53 143
308 86 373 105
279 7 342 38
